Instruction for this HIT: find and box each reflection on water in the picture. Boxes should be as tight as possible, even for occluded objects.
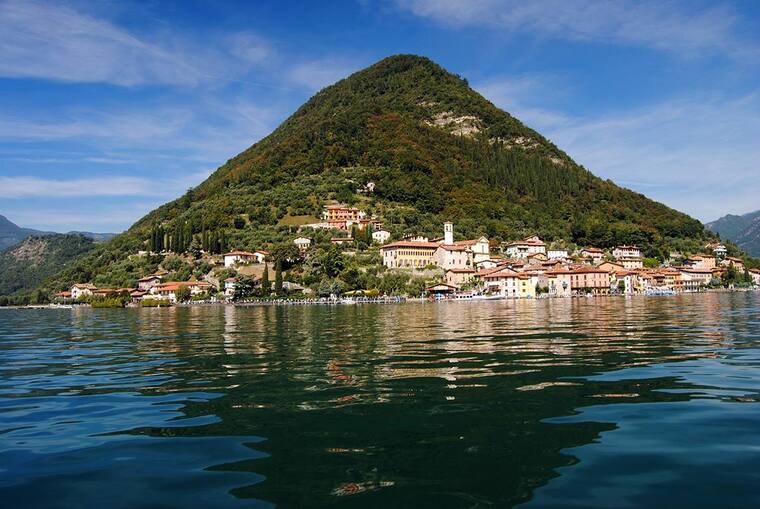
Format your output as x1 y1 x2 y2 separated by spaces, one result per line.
1 292 760 508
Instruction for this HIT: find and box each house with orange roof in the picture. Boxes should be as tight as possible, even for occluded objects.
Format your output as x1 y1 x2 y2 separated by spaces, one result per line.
70 283 97 300
568 267 610 294
504 236 546 259
444 268 477 288
482 269 537 298
721 256 745 272
705 242 727 258
543 269 573 297
137 274 162 291
149 281 213 302
380 240 439 268
580 247 605 265
684 254 716 270
678 267 713 291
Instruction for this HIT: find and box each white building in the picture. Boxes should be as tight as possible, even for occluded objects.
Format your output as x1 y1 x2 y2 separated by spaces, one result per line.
547 249 569 260
706 242 727 258
294 237 312 251
223 250 256 267
613 245 641 259
70 283 96 300
372 229 391 244
750 269 760 286
150 281 213 302
224 277 236 298
504 236 546 259
223 250 268 267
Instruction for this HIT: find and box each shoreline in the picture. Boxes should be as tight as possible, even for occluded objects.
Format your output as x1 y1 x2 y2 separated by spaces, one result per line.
3 287 757 311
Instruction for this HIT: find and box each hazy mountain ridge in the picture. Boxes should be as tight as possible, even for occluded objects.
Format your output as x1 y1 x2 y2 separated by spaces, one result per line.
707 210 760 257
0 214 115 250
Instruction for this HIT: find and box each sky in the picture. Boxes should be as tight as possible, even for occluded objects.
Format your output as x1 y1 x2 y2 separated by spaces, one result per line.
0 0 758 233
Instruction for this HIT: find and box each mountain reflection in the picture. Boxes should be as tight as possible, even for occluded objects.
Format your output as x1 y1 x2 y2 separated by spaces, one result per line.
1 292 758 508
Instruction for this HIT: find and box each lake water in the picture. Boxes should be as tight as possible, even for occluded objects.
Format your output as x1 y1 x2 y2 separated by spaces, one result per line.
1 293 760 508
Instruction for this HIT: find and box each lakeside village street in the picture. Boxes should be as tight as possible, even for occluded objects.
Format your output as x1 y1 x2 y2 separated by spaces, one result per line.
55 204 760 307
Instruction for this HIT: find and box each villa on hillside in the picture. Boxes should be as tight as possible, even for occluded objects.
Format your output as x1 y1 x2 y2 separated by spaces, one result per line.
223 250 268 267
722 256 745 272
372 229 391 244
322 204 382 231
580 247 605 264
547 249 569 260
613 245 643 269
684 254 716 270
294 237 312 251
705 242 727 258
504 236 546 259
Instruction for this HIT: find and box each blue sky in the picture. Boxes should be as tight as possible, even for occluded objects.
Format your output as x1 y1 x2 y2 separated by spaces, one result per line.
1 0 758 232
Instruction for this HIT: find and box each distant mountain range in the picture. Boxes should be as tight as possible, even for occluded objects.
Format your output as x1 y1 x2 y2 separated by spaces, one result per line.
707 210 760 257
0 214 116 251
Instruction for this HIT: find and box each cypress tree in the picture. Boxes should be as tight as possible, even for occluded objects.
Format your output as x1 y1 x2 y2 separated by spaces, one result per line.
274 259 283 296
261 263 271 295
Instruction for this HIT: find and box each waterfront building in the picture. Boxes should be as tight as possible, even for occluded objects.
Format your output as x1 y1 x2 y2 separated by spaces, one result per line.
150 281 213 302
678 267 713 291
444 268 477 288
569 267 610 294
137 275 162 291
70 283 97 300
750 269 760 285
482 269 537 298
224 278 236 298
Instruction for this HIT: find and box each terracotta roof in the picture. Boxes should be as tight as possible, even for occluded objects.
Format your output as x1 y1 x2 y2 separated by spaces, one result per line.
223 250 256 257
437 244 469 251
381 241 440 249
138 275 161 282
72 283 97 289
154 281 211 292
446 268 476 274
582 247 603 253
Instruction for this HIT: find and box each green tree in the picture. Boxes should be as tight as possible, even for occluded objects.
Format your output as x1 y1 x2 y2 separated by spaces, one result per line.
274 259 283 296
175 284 191 302
261 263 271 295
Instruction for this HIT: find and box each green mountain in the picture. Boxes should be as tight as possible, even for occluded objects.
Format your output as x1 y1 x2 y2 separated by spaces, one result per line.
0 234 95 301
707 210 760 257
34 54 717 294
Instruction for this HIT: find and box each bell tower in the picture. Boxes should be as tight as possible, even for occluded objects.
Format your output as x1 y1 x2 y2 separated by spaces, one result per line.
444 222 453 245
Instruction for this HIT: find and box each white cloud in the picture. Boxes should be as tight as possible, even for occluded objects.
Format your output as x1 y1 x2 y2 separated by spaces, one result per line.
0 0 273 86
478 82 760 221
0 172 211 199
395 0 752 55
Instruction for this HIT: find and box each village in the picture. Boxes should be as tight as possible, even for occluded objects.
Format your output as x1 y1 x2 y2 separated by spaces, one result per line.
54 203 760 306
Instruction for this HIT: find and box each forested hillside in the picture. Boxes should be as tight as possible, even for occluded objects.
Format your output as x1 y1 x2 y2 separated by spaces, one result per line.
0 234 95 302
35 54 717 294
